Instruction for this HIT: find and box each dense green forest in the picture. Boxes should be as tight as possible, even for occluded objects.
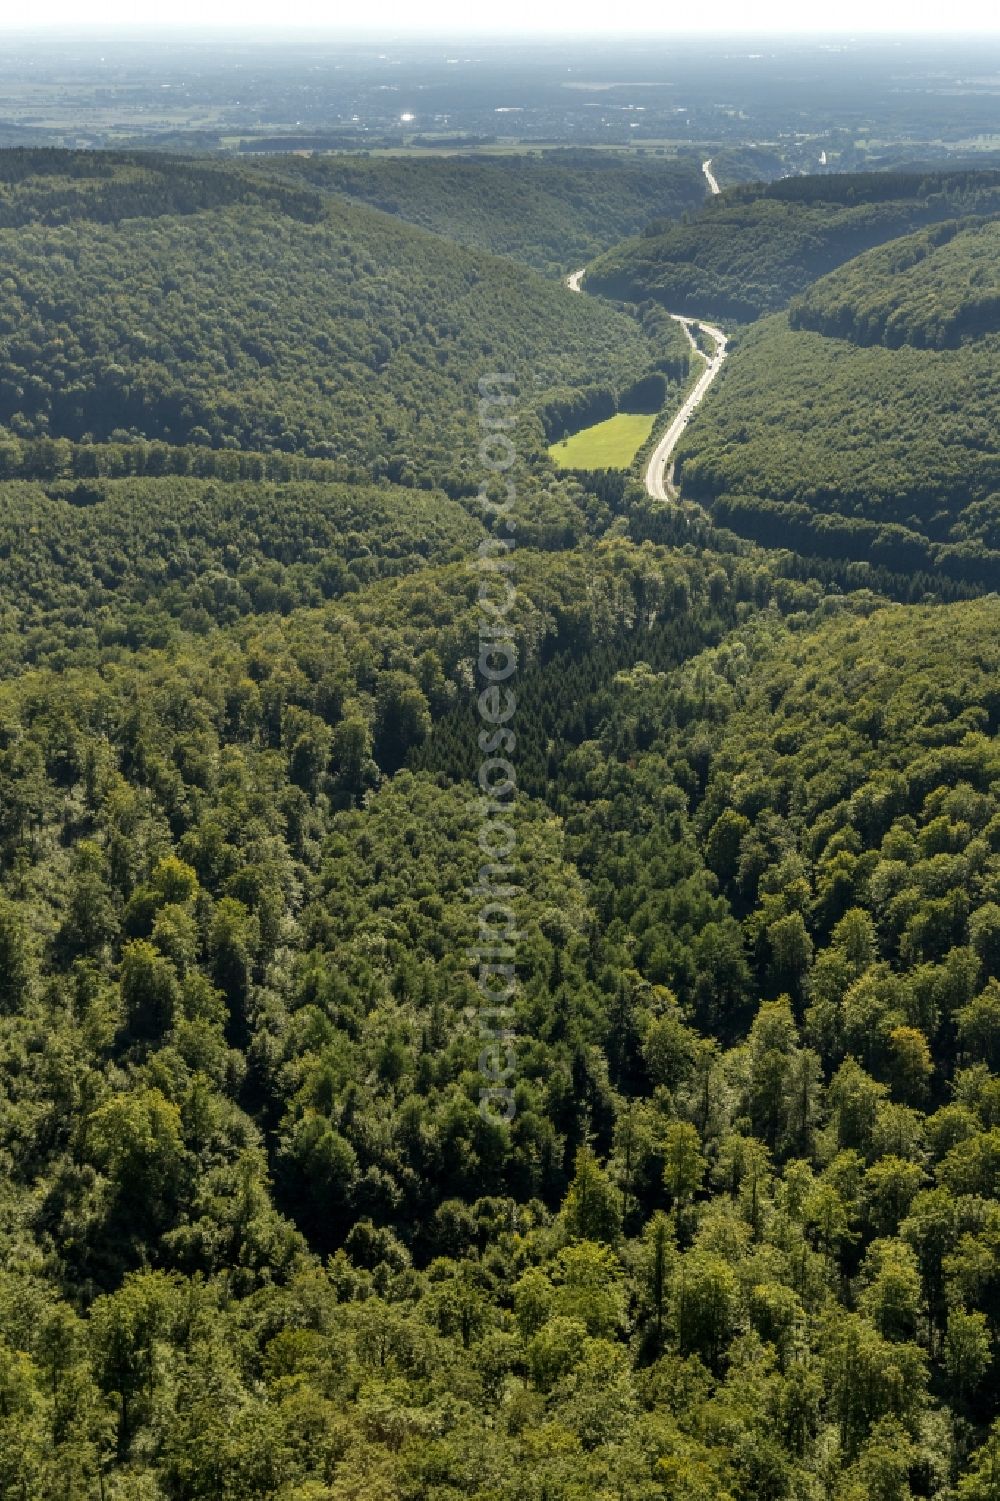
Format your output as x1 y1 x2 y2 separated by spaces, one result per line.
0 150 681 496
251 151 708 274
0 148 329 228
675 316 1000 560
0 475 482 670
585 170 1000 321
674 213 1000 575
0 147 999 1501
788 219 1000 347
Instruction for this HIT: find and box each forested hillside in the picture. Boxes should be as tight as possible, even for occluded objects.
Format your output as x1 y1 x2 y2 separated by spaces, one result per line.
674 214 1000 578
0 476 483 671
253 151 708 274
585 170 1000 321
789 218 1000 347
0 147 328 227
0 147 999 1501
0 200 666 493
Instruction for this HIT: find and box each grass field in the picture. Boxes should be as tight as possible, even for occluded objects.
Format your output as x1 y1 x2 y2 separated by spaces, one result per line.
548 411 657 470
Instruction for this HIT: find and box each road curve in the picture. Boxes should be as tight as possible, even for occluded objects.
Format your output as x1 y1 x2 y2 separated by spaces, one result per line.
702 158 721 195
644 316 727 501
565 269 728 501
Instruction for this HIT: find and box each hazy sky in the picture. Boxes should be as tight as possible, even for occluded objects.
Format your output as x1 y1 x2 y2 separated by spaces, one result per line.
4 1 1000 32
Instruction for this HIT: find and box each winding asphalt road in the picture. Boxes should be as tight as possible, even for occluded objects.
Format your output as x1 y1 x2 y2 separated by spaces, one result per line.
702 158 722 195
565 271 728 501
643 316 728 500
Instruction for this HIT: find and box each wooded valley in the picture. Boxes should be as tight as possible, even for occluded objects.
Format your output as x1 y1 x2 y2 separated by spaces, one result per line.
0 146 997 1501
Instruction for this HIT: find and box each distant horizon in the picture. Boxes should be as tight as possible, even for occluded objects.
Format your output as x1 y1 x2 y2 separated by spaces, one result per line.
2 14 999 36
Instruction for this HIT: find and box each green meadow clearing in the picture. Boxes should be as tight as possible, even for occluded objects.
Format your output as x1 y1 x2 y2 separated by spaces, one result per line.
548 410 657 469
